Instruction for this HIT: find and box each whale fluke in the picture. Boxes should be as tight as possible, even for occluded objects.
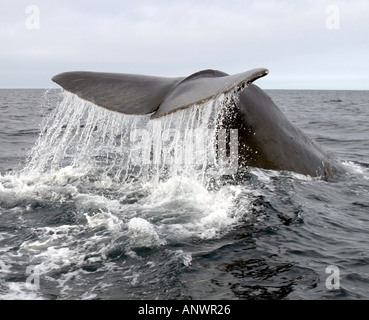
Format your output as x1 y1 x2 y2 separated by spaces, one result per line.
52 68 268 117
151 68 268 118
52 71 183 115
52 68 339 178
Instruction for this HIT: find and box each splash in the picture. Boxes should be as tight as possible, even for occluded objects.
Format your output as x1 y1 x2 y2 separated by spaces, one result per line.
22 90 240 187
1 90 251 263
0 88 256 299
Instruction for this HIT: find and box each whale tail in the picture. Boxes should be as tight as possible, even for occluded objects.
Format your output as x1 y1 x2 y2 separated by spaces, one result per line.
52 68 269 118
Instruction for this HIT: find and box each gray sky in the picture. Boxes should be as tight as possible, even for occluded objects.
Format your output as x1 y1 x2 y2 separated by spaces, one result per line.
1 0 368 89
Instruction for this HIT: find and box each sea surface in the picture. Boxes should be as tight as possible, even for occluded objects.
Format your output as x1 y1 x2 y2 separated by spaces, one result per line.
0 87 368 300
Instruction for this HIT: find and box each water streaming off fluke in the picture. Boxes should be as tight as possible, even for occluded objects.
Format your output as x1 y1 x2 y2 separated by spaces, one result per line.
23 90 241 187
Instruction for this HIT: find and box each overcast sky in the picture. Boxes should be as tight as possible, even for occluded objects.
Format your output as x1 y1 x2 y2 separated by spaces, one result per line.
1 0 368 89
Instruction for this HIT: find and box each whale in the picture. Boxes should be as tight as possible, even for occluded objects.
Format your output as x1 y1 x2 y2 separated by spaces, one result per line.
52 68 337 178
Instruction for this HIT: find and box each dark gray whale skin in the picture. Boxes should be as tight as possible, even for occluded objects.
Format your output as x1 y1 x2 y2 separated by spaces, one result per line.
232 84 334 177
52 68 337 178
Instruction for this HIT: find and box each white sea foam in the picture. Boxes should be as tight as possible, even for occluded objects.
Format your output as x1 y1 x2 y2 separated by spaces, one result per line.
14 90 250 240
1 282 44 300
341 160 369 179
0 89 256 299
172 250 193 267
127 217 165 249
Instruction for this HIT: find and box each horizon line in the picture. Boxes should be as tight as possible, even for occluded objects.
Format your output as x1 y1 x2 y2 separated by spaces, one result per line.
0 87 367 92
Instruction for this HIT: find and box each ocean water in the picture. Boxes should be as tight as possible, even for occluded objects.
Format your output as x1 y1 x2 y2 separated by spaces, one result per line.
0 87 368 300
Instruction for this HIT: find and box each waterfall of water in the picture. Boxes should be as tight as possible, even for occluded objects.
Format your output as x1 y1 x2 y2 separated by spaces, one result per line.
23 89 241 188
